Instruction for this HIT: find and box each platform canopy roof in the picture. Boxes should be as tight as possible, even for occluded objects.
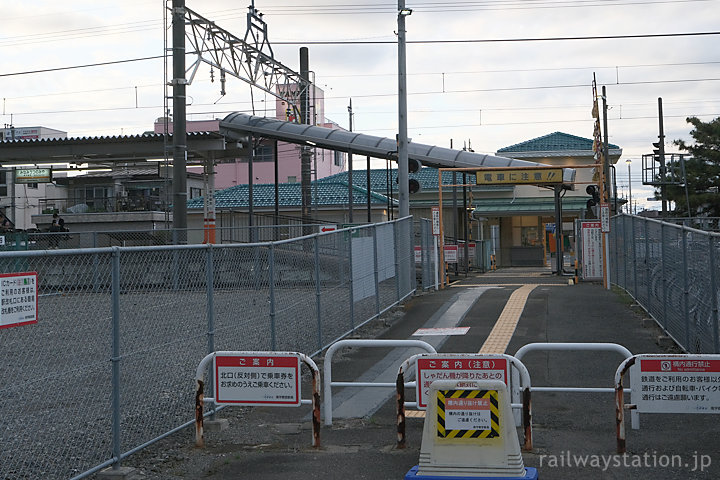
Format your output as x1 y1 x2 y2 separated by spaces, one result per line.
0 132 234 169
221 113 575 182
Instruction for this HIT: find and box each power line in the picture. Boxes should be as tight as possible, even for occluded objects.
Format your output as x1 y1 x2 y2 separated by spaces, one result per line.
319 60 720 78
275 30 720 45
320 76 720 101
257 0 714 15
0 55 163 78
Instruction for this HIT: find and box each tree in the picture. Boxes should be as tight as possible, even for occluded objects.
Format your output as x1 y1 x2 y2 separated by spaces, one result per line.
666 116 720 217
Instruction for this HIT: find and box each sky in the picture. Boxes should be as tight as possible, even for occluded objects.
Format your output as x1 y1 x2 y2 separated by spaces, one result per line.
2 0 720 211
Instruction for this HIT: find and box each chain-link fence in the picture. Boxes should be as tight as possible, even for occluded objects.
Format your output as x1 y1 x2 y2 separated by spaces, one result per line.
0 225 325 252
415 218 437 291
610 213 720 354
0 217 415 480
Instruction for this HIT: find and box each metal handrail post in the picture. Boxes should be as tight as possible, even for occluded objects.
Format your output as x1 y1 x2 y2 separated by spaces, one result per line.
323 339 435 426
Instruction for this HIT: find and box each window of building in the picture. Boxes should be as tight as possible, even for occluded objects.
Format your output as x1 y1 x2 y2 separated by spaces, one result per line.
334 151 345 167
190 187 203 199
240 143 275 162
287 176 297 183
0 171 7 196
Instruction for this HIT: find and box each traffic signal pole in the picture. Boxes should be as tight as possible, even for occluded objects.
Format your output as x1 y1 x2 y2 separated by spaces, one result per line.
657 98 667 217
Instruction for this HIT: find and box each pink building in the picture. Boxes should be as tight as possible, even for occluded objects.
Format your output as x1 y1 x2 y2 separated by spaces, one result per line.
154 85 347 190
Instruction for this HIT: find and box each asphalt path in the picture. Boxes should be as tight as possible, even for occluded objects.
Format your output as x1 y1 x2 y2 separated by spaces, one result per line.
120 268 719 480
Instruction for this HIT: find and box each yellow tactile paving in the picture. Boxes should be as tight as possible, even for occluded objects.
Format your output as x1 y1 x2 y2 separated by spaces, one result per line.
478 284 536 354
406 284 537 419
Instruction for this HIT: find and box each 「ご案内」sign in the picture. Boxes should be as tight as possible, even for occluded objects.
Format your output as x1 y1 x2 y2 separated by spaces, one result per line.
214 353 301 406
416 355 508 410
581 221 602 280
0 272 38 329
634 356 720 414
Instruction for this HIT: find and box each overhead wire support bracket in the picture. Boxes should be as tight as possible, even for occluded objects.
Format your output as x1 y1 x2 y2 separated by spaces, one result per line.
179 4 308 121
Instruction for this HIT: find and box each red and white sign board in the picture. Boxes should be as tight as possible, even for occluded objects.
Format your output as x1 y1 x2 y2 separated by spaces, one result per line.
416 355 509 410
414 246 422 263
214 353 301 406
633 356 720 414
0 272 38 329
600 203 610 233
445 396 493 431
319 224 337 233
444 245 458 264
431 207 441 236
581 221 602 280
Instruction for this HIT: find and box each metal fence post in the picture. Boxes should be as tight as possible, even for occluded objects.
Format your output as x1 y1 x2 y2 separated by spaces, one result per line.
421 219 429 289
631 215 638 298
622 216 628 291
709 235 720 354
394 220 401 302
373 225 381 317
205 245 216 417
611 217 617 286
682 227 690 349
110 247 122 470
644 218 651 306
348 228 355 331
269 243 277 351
314 236 323 351
661 222 668 330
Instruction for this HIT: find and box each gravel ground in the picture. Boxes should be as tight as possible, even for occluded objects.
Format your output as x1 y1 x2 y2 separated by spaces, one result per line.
87 306 407 480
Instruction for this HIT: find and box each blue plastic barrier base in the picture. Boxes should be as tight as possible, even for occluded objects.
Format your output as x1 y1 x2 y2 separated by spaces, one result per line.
404 466 538 480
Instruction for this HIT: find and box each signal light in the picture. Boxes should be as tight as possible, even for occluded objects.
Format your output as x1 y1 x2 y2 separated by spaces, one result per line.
409 178 421 194
586 184 600 208
408 158 422 173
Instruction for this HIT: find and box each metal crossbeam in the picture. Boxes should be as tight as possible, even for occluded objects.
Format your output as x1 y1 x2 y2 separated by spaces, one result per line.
182 5 307 120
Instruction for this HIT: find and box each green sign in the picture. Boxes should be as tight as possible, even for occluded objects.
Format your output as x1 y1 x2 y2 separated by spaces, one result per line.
14 168 52 184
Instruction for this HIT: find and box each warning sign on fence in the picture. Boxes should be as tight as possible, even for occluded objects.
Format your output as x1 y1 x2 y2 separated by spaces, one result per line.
214 353 301 406
0 272 38 329
634 356 720 414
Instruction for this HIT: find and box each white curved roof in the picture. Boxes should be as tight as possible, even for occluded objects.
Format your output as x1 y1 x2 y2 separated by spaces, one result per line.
221 113 575 181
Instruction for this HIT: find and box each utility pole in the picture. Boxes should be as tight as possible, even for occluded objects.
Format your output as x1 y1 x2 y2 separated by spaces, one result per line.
601 86 610 204
300 47 312 232
172 0 187 241
396 2 410 219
